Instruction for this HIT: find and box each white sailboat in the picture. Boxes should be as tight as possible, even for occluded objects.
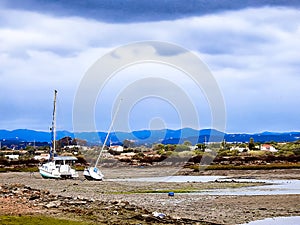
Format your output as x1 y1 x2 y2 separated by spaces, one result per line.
39 90 78 179
83 99 122 181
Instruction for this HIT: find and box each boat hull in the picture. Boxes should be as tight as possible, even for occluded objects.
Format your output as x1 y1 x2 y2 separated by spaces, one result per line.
39 167 61 179
39 158 78 179
83 167 104 181
39 168 78 179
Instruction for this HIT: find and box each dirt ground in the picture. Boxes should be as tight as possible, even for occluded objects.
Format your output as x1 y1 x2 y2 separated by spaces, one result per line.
0 168 300 224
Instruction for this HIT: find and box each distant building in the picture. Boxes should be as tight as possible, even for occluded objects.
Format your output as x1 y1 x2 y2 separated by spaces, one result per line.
109 145 124 152
63 145 88 150
5 155 19 160
230 146 249 152
120 152 136 157
34 154 50 161
204 148 213 153
189 145 198 150
260 144 278 152
101 152 114 159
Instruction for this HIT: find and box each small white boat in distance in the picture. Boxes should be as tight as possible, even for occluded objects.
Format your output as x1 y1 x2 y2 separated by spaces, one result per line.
39 156 79 179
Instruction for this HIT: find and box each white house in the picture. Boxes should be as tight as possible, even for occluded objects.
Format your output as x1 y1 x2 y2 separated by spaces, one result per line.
64 145 88 151
189 145 198 151
260 144 278 152
230 146 248 152
5 155 19 160
34 154 50 161
109 145 124 152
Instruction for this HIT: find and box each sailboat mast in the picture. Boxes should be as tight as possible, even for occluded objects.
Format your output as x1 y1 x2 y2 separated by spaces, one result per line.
52 90 57 155
95 99 122 167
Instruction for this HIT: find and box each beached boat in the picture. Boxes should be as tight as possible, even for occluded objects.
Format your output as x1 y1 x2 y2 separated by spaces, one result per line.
83 166 104 180
39 156 78 179
84 99 122 181
39 90 78 179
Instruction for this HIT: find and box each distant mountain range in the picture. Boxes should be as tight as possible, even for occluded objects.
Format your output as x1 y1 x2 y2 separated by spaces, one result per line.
0 128 300 146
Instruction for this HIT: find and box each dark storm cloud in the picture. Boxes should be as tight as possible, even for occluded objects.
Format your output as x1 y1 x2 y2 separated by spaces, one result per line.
2 0 300 23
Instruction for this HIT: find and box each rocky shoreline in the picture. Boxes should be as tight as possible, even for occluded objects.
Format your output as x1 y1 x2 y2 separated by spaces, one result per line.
0 183 218 225
1 168 300 224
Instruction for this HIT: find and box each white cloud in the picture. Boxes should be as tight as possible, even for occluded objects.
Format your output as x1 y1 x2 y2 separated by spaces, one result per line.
0 6 299 132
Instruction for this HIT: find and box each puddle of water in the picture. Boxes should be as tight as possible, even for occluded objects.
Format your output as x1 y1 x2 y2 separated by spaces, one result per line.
238 216 300 225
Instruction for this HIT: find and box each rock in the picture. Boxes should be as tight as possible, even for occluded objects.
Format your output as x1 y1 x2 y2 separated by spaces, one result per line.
41 190 50 195
77 196 85 200
67 201 87 205
12 189 23 195
124 205 137 211
259 207 267 210
117 201 129 207
112 210 119 215
29 195 40 200
152 211 166 219
141 214 150 218
89 198 95 202
44 200 61 208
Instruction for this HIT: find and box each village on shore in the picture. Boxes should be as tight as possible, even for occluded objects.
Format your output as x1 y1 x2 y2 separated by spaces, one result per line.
1 136 299 171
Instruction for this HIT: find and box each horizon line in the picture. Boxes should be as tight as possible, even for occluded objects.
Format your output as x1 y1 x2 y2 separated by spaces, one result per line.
1 127 300 134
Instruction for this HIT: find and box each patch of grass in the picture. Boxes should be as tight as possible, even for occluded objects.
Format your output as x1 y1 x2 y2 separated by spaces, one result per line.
0 167 39 173
138 189 196 194
75 165 85 171
109 189 197 194
107 182 263 194
0 215 94 225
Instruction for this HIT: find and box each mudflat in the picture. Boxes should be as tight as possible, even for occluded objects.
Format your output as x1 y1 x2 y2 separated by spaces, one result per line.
0 168 300 225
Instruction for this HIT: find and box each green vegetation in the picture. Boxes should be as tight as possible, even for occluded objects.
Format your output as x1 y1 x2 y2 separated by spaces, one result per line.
0 167 38 173
107 182 263 194
1 138 300 170
248 137 256 150
0 215 92 225
101 180 265 195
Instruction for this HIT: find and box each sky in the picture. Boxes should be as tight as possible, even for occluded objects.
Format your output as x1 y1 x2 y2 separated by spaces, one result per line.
0 0 300 133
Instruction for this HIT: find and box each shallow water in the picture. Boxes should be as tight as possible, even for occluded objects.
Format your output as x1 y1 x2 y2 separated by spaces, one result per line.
111 176 300 195
203 178 300 195
238 216 300 225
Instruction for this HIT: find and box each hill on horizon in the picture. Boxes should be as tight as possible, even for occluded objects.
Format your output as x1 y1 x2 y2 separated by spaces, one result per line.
0 128 300 145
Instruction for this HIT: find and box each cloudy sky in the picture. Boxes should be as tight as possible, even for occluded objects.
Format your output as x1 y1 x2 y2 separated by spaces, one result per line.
0 0 300 133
